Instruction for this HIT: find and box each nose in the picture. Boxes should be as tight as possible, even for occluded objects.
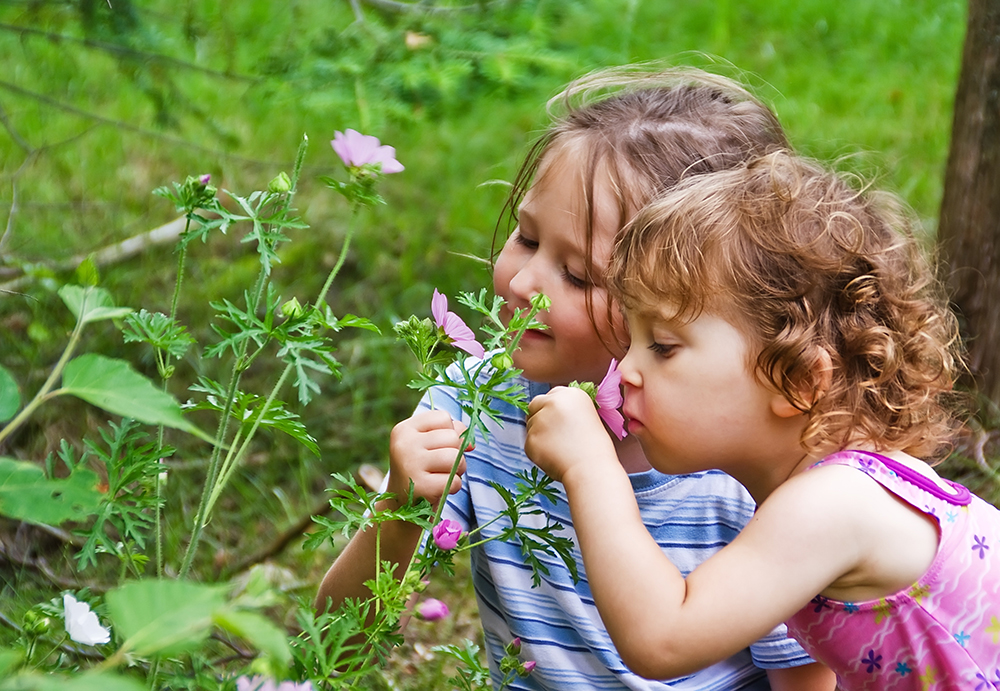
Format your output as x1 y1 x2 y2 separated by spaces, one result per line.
618 347 641 388
508 259 540 303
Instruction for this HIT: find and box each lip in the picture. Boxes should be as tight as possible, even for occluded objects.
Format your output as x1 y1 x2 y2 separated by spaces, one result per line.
519 327 553 341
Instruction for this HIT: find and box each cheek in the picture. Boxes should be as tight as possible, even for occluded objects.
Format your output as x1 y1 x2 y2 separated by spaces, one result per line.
492 245 518 294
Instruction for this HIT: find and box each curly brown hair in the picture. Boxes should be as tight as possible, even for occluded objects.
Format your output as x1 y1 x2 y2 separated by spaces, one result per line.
609 150 965 459
494 63 790 349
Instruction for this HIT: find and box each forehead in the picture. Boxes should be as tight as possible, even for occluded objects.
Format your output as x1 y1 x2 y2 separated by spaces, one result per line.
523 138 627 242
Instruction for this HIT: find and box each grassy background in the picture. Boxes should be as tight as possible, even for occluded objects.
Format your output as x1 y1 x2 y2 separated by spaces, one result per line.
0 0 985 686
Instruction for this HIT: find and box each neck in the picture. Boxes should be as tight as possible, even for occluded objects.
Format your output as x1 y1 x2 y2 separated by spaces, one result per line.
733 449 822 504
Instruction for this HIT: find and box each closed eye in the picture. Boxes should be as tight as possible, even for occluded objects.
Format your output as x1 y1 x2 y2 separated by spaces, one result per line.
514 231 538 250
648 342 677 357
561 267 587 289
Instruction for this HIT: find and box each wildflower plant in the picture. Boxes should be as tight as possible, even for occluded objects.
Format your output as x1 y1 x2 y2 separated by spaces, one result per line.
0 129 552 690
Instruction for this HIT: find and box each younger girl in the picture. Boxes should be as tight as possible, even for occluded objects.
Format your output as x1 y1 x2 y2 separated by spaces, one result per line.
317 67 834 689
525 150 1000 690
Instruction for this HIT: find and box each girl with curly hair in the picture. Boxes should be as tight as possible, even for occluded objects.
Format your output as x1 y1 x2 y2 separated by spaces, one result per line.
526 150 999 690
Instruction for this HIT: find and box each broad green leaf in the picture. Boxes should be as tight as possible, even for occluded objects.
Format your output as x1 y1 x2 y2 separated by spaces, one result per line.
0 648 22 680
0 671 144 691
0 365 18 423
214 608 291 668
57 286 132 325
105 579 226 656
0 458 103 525
60 355 213 443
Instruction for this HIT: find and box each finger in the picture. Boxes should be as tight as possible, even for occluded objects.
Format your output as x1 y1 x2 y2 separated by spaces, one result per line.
451 420 475 451
408 409 458 432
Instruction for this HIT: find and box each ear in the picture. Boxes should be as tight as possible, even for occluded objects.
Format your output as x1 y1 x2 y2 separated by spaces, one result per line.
769 347 833 419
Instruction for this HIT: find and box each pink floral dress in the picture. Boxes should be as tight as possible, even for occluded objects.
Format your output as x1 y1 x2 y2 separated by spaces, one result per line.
786 450 1000 690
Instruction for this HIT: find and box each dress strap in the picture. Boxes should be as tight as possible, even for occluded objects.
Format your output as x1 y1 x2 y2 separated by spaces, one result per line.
852 450 971 506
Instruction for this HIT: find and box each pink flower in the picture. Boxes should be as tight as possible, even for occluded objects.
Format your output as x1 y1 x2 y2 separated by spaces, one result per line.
520 660 536 675
331 129 404 174
431 289 485 358
432 519 463 550
416 597 450 621
595 359 626 440
198 173 211 185
236 677 314 691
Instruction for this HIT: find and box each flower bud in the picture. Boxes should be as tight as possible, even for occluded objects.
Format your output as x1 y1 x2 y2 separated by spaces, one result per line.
268 171 292 194
491 352 514 371
199 174 212 185
569 380 598 400
504 637 521 656
281 297 304 319
415 598 449 621
529 293 552 311
518 660 536 677
22 609 51 636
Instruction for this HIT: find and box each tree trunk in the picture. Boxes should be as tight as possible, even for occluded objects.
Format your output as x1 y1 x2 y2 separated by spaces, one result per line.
939 0 1000 407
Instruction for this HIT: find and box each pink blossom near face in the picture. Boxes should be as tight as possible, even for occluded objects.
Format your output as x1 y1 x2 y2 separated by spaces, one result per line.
416 597 450 621
330 129 404 174
431 289 485 358
432 518 463 550
236 677 315 691
595 358 627 440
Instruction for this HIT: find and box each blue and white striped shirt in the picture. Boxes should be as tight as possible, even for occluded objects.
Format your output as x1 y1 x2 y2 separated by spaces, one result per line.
421 361 813 690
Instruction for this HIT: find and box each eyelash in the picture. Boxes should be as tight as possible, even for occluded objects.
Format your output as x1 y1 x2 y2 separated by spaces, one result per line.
515 233 588 289
514 233 538 250
561 268 587 289
648 342 677 357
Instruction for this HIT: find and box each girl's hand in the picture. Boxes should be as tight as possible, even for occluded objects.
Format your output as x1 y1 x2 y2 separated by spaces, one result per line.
525 386 618 483
387 410 470 508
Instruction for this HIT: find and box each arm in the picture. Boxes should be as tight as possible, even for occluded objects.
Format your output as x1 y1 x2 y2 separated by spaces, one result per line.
525 387 860 680
315 409 468 612
767 663 837 691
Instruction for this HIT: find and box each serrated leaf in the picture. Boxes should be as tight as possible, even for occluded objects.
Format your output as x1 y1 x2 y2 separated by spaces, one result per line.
60 355 213 443
57 286 132 325
105 579 226 656
0 458 103 525
0 365 19 423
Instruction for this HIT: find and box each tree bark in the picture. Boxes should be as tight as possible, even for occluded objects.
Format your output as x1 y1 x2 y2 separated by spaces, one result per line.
939 0 1000 407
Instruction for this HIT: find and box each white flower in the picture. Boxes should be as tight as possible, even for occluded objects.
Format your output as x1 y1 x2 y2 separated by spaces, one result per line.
63 593 110 645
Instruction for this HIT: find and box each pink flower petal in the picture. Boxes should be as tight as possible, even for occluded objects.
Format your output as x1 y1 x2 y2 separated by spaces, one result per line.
598 406 627 440
416 598 450 621
595 359 626 439
431 289 485 359
331 129 404 173
432 519 463 550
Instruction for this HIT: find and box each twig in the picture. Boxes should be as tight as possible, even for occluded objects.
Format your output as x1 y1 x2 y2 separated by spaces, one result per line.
224 497 334 576
360 0 498 13
0 22 258 82
0 533 108 593
0 216 187 292
0 80 282 168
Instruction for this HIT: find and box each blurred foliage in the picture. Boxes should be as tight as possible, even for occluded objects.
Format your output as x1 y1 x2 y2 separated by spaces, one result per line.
0 0 990 629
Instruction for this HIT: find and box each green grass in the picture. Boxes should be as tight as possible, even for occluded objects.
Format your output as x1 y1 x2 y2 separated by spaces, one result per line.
0 0 986 686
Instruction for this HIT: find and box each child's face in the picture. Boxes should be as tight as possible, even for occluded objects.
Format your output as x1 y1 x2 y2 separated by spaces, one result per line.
618 307 796 477
493 147 624 386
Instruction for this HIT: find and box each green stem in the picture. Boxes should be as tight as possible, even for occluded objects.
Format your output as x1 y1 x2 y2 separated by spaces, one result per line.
313 206 360 311
154 214 192 578
0 302 87 447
